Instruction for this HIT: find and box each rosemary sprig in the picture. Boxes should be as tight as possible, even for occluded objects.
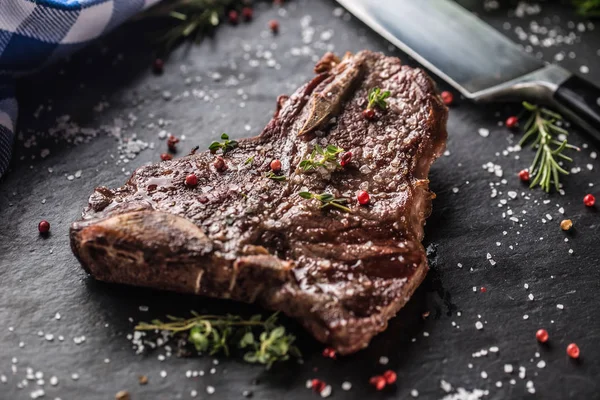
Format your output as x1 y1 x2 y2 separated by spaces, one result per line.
572 0 600 17
299 191 352 212
367 87 391 110
299 144 344 171
141 0 246 51
519 101 579 192
265 171 286 182
209 133 238 154
135 312 300 369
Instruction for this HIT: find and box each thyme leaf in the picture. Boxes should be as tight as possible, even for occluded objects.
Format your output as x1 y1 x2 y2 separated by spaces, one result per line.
265 171 286 182
367 87 391 110
209 133 238 154
299 191 352 212
135 312 300 369
299 144 344 171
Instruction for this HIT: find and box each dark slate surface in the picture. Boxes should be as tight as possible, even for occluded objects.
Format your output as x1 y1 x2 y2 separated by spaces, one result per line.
1 1 599 399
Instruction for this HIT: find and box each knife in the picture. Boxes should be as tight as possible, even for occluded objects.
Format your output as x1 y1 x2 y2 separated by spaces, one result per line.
336 0 600 143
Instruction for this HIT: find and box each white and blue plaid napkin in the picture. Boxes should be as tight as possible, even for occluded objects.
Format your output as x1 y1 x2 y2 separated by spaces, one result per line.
0 0 160 177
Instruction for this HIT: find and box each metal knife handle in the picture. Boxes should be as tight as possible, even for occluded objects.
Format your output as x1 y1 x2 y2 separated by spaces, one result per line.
554 75 600 144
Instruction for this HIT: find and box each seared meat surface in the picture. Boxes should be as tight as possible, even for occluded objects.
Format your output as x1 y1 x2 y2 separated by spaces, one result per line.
70 50 448 354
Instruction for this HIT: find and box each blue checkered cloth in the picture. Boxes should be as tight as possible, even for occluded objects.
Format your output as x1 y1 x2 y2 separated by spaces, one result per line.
0 0 160 177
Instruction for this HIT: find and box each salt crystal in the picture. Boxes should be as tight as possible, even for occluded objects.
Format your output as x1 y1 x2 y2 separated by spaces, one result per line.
320 385 332 398
379 356 389 365
411 389 419 397
481 371 488 379
557 304 564 310
537 360 546 369
504 364 513 374
160 370 167 378
341 382 352 391
207 386 215 394
478 128 490 138
475 321 483 330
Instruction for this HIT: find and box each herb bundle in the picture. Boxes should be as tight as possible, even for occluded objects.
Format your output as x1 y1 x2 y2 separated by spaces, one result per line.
299 144 344 171
519 102 579 192
209 133 238 154
299 191 351 212
135 312 300 368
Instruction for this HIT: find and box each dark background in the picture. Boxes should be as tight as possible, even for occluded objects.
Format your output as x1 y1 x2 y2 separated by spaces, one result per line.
1 0 599 399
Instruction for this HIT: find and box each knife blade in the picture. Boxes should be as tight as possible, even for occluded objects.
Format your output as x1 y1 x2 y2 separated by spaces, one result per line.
336 0 600 142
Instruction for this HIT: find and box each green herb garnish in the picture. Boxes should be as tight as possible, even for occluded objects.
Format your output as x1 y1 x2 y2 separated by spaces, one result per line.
573 0 600 16
299 191 351 212
208 133 238 154
265 171 286 182
135 312 300 369
520 102 580 192
367 87 391 110
298 144 344 172
244 155 255 165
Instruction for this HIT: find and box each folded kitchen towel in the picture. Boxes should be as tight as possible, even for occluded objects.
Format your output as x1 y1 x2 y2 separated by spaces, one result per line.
0 0 160 178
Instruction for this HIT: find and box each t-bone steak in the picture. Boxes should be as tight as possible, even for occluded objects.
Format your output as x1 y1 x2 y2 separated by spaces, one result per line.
70 50 448 354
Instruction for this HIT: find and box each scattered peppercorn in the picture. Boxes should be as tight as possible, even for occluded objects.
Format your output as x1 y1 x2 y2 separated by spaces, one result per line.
38 220 50 234
518 169 530 182
242 7 253 21
505 116 518 128
115 390 130 400
322 347 336 359
152 58 164 74
138 375 148 385
160 153 173 161
340 151 352 167
311 379 326 393
167 135 180 152
185 174 198 187
228 10 239 24
383 370 397 385
362 108 376 120
369 375 386 391
567 343 580 359
357 190 370 205
583 193 596 207
270 159 282 172
536 329 549 343
560 219 573 231
214 156 227 171
440 91 453 106
269 19 279 34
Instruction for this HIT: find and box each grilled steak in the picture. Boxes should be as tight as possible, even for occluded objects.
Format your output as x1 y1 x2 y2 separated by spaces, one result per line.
70 50 448 354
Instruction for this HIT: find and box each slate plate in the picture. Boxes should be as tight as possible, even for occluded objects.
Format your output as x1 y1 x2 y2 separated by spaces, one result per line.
1 1 599 399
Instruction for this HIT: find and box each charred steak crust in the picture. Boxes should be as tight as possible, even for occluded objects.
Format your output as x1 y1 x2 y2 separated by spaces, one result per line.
70 51 448 354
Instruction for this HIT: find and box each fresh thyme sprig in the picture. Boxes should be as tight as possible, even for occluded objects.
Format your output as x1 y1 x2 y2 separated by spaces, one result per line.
519 101 580 192
265 171 286 182
299 144 344 171
572 0 600 17
299 192 352 212
367 87 391 110
244 155 255 165
135 312 300 369
209 133 238 154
